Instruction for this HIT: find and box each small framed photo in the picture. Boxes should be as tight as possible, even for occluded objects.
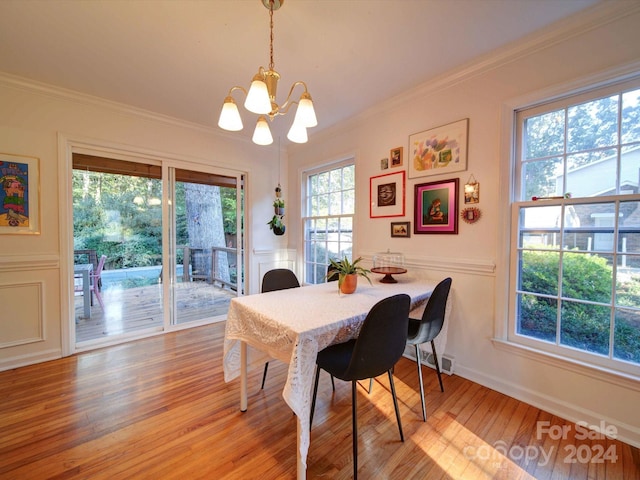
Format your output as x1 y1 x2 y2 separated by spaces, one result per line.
0 153 40 234
391 221 410 238
390 147 403 168
414 177 459 234
380 157 389 170
370 170 405 218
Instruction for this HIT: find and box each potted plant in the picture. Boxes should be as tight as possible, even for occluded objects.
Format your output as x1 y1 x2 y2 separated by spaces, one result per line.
267 215 286 235
326 256 372 294
273 198 285 215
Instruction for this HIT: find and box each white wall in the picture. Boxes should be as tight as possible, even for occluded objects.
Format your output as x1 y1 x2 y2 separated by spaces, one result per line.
287 3 640 447
0 75 289 369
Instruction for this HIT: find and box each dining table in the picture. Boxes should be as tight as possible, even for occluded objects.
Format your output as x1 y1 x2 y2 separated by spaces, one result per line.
74 263 93 319
223 277 436 479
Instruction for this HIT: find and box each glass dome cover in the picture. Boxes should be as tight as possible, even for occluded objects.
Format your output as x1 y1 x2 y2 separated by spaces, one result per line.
371 249 407 283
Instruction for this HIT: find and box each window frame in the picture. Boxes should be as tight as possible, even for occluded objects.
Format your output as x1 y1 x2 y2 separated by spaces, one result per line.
508 76 640 378
301 158 355 284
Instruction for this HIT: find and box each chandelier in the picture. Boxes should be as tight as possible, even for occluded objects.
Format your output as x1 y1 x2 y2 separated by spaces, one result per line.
217 0 317 146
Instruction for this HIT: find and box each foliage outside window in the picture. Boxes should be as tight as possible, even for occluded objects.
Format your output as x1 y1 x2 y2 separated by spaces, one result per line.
303 161 355 284
512 79 640 376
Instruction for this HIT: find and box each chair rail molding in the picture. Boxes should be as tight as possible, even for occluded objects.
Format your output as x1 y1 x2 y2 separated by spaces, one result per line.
361 251 495 276
0 254 59 272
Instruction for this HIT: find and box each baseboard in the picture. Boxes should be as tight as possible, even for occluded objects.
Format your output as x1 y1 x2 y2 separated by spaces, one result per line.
0 348 61 372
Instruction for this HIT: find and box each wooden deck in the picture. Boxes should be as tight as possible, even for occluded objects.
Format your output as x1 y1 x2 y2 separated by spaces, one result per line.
75 281 235 343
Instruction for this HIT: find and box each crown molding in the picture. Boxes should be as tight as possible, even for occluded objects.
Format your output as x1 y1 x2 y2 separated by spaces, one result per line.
0 70 226 136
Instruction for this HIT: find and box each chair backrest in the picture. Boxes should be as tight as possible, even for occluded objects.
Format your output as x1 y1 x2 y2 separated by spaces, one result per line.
413 277 452 344
261 268 300 293
343 293 411 381
92 255 107 280
326 264 338 282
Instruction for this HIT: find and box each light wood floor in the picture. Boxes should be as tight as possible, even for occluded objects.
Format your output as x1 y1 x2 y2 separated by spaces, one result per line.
1 323 638 479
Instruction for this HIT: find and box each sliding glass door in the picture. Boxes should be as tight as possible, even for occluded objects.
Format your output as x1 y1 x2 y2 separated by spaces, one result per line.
72 155 244 346
170 168 243 325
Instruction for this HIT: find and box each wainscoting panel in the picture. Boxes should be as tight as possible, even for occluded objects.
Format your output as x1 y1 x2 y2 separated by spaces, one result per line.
0 282 44 348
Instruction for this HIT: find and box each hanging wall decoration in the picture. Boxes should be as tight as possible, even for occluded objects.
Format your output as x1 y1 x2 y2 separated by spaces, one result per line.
268 183 286 235
464 174 479 204
461 207 481 224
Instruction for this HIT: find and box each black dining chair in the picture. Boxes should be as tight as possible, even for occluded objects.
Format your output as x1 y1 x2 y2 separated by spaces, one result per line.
260 268 300 389
310 293 411 480
407 277 452 421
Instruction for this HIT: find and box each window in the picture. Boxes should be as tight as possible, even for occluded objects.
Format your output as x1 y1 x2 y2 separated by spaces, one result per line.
302 160 355 284
511 79 640 376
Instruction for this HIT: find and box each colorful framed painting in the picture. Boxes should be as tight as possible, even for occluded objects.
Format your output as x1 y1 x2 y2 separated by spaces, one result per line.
0 153 40 234
414 178 458 234
370 170 405 218
408 118 468 178
390 221 410 238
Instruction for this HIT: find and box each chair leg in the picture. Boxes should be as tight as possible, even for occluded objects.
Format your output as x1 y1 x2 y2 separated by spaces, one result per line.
92 287 104 309
260 362 269 389
431 340 444 392
388 370 404 442
351 380 358 480
330 374 335 391
310 365 321 427
414 344 427 422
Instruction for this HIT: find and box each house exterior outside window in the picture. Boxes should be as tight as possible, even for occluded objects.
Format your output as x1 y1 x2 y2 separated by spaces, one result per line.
302 160 355 284
510 78 640 377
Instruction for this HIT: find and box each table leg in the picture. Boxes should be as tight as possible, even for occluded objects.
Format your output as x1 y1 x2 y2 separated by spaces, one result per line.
240 341 247 412
82 270 91 318
297 418 306 479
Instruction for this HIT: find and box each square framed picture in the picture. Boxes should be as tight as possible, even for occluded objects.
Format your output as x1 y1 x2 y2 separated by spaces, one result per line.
408 118 468 178
390 146 403 168
414 178 458 234
370 170 405 218
0 153 40 234
390 221 410 238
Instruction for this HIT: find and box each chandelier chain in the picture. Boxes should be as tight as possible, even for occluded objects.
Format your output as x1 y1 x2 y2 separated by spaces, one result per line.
269 3 275 71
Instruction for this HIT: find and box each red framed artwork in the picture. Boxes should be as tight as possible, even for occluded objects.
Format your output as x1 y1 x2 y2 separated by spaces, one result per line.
370 170 405 218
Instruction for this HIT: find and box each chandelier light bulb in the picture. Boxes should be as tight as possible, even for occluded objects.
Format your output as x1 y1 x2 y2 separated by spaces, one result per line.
287 121 308 144
218 96 244 131
245 74 272 114
253 116 274 145
293 93 317 128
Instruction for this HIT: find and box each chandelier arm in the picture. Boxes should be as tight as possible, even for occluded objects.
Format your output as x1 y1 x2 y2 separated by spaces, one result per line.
226 85 248 98
275 81 310 115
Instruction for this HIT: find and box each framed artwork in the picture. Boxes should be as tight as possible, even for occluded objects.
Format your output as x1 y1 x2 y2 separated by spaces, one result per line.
390 146 403 168
408 118 468 178
380 157 389 170
0 153 40 234
414 178 458 234
390 221 410 238
464 174 479 203
370 170 405 218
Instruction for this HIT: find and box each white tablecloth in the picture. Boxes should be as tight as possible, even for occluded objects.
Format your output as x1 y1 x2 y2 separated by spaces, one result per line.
223 278 436 472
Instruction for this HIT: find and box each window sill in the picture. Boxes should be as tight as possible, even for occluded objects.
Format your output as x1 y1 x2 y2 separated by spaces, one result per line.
491 338 640 392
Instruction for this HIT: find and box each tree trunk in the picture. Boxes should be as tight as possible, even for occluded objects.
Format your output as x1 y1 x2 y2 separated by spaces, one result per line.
184 183 230 284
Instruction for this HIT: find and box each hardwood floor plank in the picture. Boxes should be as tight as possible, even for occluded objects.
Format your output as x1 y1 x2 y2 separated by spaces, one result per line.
1 323 638 479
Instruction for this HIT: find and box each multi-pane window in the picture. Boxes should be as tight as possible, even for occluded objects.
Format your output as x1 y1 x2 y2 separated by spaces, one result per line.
512 79 640 375
303 161 355 284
